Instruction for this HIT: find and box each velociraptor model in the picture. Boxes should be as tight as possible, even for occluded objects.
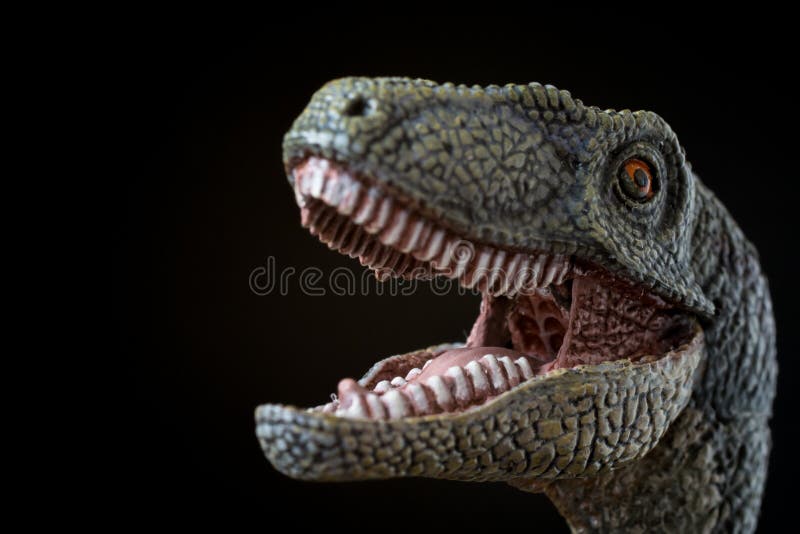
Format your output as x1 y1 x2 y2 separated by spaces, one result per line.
256 78 776 533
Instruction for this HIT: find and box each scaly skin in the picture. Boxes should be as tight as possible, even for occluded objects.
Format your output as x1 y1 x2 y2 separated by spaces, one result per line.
256 78 777 532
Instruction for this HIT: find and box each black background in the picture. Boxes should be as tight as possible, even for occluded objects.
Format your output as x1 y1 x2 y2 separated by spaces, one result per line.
115 15 798 531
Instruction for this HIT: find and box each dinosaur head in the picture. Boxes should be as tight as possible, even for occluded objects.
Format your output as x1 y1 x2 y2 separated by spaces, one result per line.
257 78 708 484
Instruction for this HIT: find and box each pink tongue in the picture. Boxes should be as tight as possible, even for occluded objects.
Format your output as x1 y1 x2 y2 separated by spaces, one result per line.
415 346 527 383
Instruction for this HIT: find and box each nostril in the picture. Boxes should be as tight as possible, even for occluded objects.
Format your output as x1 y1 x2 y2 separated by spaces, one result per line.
342 95 369 117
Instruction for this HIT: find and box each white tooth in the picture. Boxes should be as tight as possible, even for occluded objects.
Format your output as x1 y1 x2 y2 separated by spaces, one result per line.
516 357 535 380
529 254 547 289
554 256 571 284
374 380 392 393
380 209 408 246
337 179 362 215
541 256 560 287
425 375 453 410
342 394 368 418
498 356 521 387
499 253 522 295
365 393 387 419
347 228 369 257
431 237 454 271
512 256 532 294
451 244 472 279
297 171 310 196
382 390 410 419
390 376 407 388
309 166 326 197
464 248 493 289
406 383 430 415
487 249 506 295
445 366 473 403
365 197 393 233
353 187 381 224
405 368 422 381
422 359 433 370
321 174 339 205
416 228 446 261
465 360 490 397
481 354 508 393
399 219 425 253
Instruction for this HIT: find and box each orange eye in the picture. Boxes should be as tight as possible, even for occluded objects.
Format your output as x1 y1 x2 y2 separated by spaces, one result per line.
619 158 654 201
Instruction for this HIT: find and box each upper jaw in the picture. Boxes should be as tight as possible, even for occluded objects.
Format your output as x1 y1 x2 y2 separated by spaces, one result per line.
292 156 574 296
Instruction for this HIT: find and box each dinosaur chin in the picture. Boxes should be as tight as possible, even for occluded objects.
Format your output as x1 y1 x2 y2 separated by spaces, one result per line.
256 156 705 483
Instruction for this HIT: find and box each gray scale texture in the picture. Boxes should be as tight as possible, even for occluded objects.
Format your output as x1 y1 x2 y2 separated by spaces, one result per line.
258 342 700 482
263 78 777 533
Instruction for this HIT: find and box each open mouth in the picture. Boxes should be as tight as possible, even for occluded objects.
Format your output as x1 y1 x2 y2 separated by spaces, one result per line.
290 157 697 422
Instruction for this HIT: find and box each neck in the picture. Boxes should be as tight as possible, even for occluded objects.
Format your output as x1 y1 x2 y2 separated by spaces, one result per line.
520 180 777 533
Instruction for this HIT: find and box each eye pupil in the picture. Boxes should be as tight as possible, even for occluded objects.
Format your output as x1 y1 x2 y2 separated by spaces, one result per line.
618 158 655 201
633 168 649 188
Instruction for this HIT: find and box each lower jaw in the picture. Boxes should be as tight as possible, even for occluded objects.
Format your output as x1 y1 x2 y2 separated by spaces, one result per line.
315 278 694 422
256 325 705 482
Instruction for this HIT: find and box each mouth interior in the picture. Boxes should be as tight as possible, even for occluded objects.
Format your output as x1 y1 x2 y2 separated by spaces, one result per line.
292 157 695 421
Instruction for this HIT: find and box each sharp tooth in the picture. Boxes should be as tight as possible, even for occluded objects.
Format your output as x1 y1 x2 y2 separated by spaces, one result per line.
374 380 392 394
529 254 547 289
406 383 431 415
321 174 341 206
353 187 381 224
405 368 422 381
365 393 387 419
365 196 393 233
339 225 363 256
309 165 326 198
372 246 395 269
341 394 368 418
422 359 433 370
540 256 560 287
465 360 490 398
511 255 532 294
402 220 431 254
296 168 313 196
390 376 407 387
463 247 492 289
358 240 382 267
328 219 354 250
553 256 572 285
393 252 414 277
516 357 535 380
398 218 425 253
379 209 409 246
319 214 346 245
445 366 473 403
348 227 371 257
481 354 508 393
487 249 506 296
382 390 410 419
382 249 403 271
416 228 446 262
309 207 334 235
498 252 522 295
451 243 473 279
337 178 362 216
425 375 453 410
433 237 458 272
300 204 323 228
498 356 521 387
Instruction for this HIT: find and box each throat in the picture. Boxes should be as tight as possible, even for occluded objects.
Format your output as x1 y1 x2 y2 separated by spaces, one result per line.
467 273 694 372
